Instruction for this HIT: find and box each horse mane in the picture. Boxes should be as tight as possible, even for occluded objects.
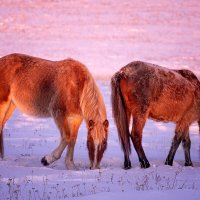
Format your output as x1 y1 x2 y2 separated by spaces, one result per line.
174 69 200 88
80 73 107 126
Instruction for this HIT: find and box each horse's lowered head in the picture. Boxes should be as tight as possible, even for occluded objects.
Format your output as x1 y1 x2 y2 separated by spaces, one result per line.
87 119 109 169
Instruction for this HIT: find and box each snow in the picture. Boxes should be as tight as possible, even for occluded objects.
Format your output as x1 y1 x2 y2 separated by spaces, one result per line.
0 82 200 199
1 0 200 199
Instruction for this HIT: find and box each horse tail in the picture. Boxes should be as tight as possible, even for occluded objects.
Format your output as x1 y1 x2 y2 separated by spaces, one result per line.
111 71 131 157
0 130 4 158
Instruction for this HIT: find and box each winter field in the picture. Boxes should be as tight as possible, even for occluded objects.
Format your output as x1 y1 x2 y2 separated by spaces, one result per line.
1 0 200 199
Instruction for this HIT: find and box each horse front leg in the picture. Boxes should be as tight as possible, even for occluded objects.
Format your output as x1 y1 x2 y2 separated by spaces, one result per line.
131 116 150 168
182 137 193 166
65 116 83 170
41 113 69 166
165 135 182 166
41 140 67 166
124 154 131 169
41 113 82 170
182 127 193 166
165 124 184 166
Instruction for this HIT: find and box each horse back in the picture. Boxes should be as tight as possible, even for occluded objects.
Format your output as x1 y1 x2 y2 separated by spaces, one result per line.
0 53 89 117
119 61 198 123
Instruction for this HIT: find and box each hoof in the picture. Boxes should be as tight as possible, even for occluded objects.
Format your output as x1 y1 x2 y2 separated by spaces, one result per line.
165 160 173 166
124 160 132 170
66 162 76 170
124 165 132 170
90 166 100 170
0 153 4 159
41 157 49 166
140 160 150 169
185 162 193 167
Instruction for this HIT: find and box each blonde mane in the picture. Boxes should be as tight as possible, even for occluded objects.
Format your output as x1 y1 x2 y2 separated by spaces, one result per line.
80 75 107 124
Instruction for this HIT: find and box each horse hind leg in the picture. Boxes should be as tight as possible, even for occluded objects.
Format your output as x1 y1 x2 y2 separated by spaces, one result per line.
124 109 132 169
2 102 16 125
131 114 150 168
0 101 16 158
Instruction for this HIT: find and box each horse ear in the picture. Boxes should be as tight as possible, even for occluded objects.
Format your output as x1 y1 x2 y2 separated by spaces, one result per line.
103 120 109 128
88 120 95 129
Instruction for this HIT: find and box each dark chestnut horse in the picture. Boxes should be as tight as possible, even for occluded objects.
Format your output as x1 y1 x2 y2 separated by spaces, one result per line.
0 53 109 169
111 61 200 169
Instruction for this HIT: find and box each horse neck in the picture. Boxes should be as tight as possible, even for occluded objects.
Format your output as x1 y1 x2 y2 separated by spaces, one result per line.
80 76 106 124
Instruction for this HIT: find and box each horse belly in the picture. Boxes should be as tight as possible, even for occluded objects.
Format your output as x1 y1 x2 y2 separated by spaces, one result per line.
149 99 190 123
12 94 51 117
149 107 181 122
11 81 53 118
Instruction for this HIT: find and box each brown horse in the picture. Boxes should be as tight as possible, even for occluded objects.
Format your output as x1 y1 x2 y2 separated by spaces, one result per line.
111 61 200 169
0 53 109 169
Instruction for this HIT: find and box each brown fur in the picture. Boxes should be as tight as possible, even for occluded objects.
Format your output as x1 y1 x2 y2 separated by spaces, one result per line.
0 53 108 169
174 69 200 134
111 61 200 169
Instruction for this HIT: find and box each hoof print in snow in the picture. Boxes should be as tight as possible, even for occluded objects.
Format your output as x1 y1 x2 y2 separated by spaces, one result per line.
41 157 49 166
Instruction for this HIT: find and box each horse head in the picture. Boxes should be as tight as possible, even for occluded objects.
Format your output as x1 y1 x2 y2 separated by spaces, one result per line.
87 119 109 169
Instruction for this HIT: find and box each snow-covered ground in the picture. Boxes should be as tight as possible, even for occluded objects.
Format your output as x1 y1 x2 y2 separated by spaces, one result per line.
0 81 200 199
0 0 200 199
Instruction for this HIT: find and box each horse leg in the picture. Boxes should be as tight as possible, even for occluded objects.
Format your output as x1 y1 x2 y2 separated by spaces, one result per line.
124 109 132 169
41 113 70 166
165 125 183 166
2 102 16 125
41 114 82 169
0 100 15 158
41 139 67 166
182 128 193 166
198 120 200 134
65 116 83 169
130 116 150 168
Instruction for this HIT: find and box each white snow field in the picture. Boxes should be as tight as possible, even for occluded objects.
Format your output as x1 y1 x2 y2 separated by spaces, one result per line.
0 81 200 199
0 0 200 199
